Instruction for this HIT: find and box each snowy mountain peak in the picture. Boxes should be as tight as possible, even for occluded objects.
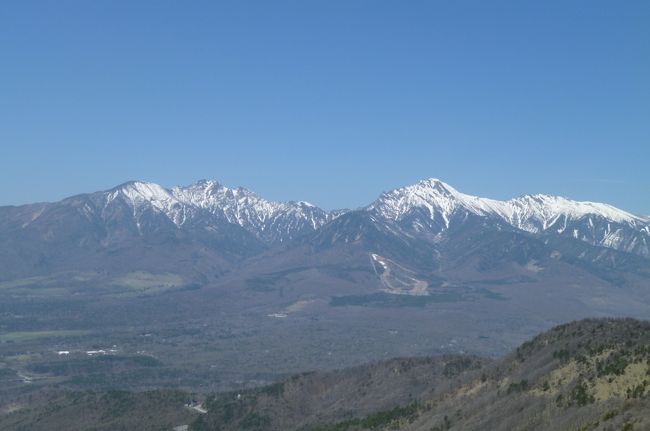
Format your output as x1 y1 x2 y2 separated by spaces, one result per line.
112 180 169 196
369 178 502 224
371 179 645 226
108 181 175 205
416 177 457 191
367 178 649 257
99 180 334 244
193 178 220 187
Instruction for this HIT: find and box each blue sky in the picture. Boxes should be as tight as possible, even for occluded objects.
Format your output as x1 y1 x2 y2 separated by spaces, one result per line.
1 1 649 213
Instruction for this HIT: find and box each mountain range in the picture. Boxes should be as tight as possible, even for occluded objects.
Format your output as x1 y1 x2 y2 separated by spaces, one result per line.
1 178 648 289
2 179 650 421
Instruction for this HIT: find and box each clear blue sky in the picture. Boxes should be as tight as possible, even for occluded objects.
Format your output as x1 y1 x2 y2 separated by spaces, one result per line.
1 1 649 213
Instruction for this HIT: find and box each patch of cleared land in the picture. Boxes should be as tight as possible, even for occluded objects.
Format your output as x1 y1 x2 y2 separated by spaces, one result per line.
111 271 185 293
0 330 91 343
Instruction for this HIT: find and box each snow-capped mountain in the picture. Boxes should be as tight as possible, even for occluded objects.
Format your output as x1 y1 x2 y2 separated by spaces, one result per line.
101 180 333 243
368 178 650 257
0 179 337 280
1 177 648 284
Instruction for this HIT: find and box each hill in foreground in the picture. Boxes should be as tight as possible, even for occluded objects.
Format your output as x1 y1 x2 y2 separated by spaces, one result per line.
1 318 649 431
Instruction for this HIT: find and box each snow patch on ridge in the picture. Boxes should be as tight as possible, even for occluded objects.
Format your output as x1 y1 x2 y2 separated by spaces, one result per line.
368 178 650 257
370 179 646 230
103 180 334 243
97 177 648 257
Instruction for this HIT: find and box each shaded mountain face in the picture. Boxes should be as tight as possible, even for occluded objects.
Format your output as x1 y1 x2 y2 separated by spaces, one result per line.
0 178 648 286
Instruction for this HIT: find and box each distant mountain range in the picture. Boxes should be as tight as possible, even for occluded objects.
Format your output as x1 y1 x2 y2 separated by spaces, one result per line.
2 179 650 422
1 178 649 291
